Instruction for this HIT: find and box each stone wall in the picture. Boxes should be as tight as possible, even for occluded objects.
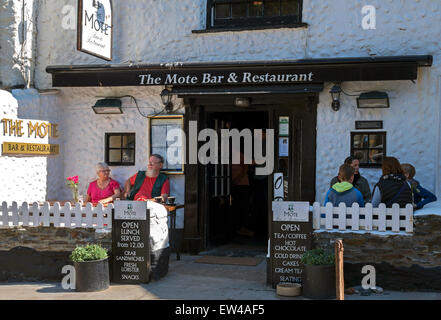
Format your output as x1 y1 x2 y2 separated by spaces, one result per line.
0 226 170 282
313 214 441 291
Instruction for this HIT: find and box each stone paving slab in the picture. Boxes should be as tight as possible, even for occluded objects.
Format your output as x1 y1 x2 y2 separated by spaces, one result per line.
0 255 440 300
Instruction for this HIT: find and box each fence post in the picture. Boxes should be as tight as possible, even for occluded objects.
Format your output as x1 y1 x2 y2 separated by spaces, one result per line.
338 203 346 231
312 202 321 230
351 203 360 231
335 239 344 300
405 204 414 233
11 202 19 226
22 202 29 227
1 202 8 227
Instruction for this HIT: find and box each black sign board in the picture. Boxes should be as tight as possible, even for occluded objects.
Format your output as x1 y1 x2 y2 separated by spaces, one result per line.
355 120 383 130
112 201 150 283
47 55 434 87
270 202 312 288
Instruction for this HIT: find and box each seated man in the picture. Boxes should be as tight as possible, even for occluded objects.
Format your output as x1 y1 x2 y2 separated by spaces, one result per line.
330 156 371 203
325 164 365 207
124 154 170 201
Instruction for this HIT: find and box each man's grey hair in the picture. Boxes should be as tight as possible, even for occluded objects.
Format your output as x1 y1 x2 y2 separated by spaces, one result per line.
151 154 164 164
95 162 110 174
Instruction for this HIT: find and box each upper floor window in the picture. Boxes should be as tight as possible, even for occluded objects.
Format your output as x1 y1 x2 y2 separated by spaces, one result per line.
207 0 303 30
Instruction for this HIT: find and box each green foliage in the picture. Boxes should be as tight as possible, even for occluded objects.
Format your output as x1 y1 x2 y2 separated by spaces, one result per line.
70 244 108 262
301 248 335 266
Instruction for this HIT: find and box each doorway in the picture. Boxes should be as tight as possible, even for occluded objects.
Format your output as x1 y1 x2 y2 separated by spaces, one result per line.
183 94 318 255
206 111 269 252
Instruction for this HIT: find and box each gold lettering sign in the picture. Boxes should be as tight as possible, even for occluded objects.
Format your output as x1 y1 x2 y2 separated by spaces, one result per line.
2 142 60 156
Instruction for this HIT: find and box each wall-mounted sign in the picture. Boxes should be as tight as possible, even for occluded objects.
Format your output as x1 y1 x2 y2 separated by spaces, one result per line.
112 201 150 284
273 173 284 201
2 142 59 156
279 117 289 137
149 115 185 174
270 201 312 288
1 118 60 157
355 120 383 130
279 137 289 157
77 0 113 61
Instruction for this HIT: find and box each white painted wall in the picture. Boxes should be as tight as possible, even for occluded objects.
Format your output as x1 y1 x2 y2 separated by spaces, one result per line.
0 0 37 88
0 89 64 203
3 0 441 210
57 87 186 227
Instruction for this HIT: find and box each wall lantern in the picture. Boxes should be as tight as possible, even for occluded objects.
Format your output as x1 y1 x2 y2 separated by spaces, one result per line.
357 91 390 109
92 99 123 114
160 88 174 113
235 97 251 108
330 84 342 111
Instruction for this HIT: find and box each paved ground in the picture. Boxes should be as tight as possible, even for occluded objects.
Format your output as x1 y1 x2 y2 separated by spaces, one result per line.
1 254 441 300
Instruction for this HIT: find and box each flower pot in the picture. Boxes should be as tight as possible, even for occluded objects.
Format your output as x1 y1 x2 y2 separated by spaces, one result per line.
303 264 336 300
74 258 110 292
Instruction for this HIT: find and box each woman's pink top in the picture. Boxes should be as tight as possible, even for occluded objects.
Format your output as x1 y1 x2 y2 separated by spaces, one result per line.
87 179 120 203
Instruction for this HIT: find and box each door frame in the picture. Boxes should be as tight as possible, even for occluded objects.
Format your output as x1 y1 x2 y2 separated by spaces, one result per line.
182 94 318 252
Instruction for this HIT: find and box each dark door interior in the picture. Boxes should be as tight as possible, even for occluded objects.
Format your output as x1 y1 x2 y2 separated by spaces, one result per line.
183 94 317 253
206 111 269 247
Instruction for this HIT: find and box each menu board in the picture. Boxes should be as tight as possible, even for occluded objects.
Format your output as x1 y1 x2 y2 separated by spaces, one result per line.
149 115 184 173
270 202 312 288
112 201 150 284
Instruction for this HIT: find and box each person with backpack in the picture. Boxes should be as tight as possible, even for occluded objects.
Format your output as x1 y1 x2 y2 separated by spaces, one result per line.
371 157 412 208
123 154 170 201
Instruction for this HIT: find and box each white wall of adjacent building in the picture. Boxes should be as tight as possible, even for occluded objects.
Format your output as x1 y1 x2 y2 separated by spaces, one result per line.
1 0 440 211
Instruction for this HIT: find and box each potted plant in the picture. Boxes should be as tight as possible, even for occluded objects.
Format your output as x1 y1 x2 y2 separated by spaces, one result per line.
301 248 336 299
70 243 110 292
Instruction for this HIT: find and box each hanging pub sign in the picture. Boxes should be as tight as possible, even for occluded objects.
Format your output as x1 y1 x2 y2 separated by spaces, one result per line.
270 201 312 289
112 201 150 284
77 0 113 61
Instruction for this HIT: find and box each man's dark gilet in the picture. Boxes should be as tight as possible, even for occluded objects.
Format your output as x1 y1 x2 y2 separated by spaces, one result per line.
127 171 168 200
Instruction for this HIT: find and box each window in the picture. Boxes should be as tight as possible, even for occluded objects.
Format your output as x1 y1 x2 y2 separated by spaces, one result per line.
351 132 386 168
105 133 135 166
149 115 185 174
206 0 303 30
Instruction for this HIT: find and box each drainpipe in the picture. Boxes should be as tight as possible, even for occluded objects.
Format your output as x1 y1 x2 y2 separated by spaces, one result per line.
436 76 441 199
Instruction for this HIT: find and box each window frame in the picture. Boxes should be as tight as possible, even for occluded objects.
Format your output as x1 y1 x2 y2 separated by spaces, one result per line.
350 131 387 168
105 132 136 166
205 0 304 30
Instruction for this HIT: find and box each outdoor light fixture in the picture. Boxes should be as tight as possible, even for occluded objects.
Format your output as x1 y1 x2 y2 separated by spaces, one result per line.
160 88 174 113
235 97 251 108
357 91 390 109
92 99 123 114
330 84 342 111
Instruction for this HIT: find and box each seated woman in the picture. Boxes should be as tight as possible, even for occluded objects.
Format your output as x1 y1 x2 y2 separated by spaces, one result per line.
371 157 413 208
86 162 121 204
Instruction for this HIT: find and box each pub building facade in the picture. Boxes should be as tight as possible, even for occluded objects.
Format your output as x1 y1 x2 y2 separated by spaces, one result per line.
1 1 440 261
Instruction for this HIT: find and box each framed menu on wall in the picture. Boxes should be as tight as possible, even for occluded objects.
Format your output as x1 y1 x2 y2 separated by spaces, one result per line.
149 115 185 174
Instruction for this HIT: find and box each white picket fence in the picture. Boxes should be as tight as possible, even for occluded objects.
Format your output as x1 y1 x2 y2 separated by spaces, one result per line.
312 202 414 233
0 202 113 229
1 201 415 234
